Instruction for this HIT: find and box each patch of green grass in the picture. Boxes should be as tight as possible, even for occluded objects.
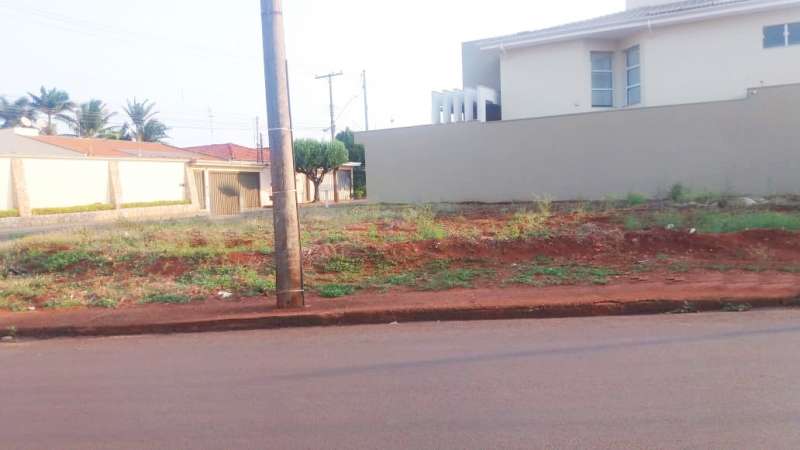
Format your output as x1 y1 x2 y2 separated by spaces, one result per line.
705 263 735 272
420 268 486 291
404 206 448 241
0 299 30 312
318 284 357 298
43 298 85 309
668 262 692 273
322 256 363 274
696 212 800 234
624 216 645 231
0 209 19 219
322 231 349 244
139 293 194 305
32 203 115 216
179 266 275 295
382 273 417 286
89 298 120 309
121 200 191 209
509 264 618 287
497 209 551 241
18 249 105 273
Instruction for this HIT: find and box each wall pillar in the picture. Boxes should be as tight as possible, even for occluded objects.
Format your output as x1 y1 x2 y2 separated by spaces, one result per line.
184 165 199 209
10 159 31 217
108 161 123 209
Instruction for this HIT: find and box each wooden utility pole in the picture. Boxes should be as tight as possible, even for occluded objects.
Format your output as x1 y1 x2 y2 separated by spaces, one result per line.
362 70 369 131
260 0 305 308
315 71 343 141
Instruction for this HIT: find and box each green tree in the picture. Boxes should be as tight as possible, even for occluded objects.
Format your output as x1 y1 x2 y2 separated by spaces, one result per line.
62 100 116 137
294 139 348 203
28 87 75 135
335 128 366 198
0 96 37 129
123 98 169 142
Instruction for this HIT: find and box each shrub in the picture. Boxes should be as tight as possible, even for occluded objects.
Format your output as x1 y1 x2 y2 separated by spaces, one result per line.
625 192 648 207
668 184 688 203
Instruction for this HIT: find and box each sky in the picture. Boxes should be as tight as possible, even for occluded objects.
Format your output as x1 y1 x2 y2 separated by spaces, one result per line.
0 0 625 148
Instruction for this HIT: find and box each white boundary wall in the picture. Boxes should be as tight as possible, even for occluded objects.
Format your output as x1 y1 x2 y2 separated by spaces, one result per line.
358 84 800 203
23 159 110 209
119 161 185 204
0 158 11 210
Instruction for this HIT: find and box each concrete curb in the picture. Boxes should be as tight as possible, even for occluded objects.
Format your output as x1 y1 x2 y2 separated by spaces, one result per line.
7 296 800 340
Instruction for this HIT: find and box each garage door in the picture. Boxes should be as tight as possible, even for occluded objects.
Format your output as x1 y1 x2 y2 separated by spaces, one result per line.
208 172 262 215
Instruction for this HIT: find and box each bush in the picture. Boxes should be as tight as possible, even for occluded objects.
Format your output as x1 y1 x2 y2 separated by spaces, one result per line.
668 184 688 203
625 192 648 207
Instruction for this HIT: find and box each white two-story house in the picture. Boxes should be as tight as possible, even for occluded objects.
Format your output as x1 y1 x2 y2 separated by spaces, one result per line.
434 0 800 123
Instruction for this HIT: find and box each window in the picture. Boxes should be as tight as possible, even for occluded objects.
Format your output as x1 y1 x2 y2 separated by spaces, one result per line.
591 52 614 107
626 46 641 106
764 23 800 48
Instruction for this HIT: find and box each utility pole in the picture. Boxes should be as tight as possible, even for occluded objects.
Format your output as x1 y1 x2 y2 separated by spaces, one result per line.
362 70 369 131
315 71 343 141
260 0 305 309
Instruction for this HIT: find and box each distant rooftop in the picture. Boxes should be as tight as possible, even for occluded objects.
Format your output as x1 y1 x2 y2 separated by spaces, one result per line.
32 135 222 160
183 143 269 163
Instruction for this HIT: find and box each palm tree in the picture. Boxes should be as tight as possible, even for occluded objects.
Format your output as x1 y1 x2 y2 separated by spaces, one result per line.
0 96 37 129
62 100 116 138
28 87 75 135
123 98 169 142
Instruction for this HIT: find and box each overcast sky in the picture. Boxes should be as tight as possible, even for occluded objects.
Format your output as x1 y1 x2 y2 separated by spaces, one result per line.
0 0 625 147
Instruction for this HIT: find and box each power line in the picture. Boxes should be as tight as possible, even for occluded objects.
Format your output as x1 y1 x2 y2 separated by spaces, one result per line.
315 71 343 142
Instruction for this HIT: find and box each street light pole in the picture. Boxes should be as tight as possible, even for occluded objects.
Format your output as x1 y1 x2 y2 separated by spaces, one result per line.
260 0 305 308
315 71 343 141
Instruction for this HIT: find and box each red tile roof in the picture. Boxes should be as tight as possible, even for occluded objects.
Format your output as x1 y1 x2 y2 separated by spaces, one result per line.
183 143 269 163
32 136 224 160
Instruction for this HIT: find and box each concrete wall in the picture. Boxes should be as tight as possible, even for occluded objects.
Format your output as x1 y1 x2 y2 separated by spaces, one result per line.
23 159 111 209
119 161 186 204
0 158 11 210
357 83 800 203
499 6 800 120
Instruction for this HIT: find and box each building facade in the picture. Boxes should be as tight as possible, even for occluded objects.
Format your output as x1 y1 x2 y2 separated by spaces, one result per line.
446 0 800 122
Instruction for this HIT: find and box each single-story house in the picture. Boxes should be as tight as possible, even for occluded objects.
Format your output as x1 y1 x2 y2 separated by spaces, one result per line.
1 128 361 222
185 143 359 206
434 0 800 123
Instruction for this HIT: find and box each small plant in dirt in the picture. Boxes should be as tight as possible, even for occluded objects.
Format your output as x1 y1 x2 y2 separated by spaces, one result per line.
0 299 31 312
43 297 85 310
498 209 551 241
318 284 357 298
89 298 120 309
420 268 489 291
509 264 618 287
624 215 645 231
20 249 105 273
179 266 275 296
323 231 349 244
321 256 363 274
625 192 648 207
404 206 447 241
139 293 194 305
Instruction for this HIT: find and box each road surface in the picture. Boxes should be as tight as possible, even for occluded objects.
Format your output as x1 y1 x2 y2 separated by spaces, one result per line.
2 310 800 449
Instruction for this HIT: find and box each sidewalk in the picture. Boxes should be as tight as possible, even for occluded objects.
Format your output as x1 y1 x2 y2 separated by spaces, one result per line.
2 273 799 339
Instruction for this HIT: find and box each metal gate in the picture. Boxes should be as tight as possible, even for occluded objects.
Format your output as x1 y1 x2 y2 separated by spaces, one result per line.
208 172 261 215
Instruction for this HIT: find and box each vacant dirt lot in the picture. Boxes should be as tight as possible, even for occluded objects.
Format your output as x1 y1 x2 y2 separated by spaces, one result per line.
2 199 800 315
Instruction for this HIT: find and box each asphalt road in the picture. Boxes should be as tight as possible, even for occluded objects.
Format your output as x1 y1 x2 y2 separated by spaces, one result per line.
3 311 800 450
